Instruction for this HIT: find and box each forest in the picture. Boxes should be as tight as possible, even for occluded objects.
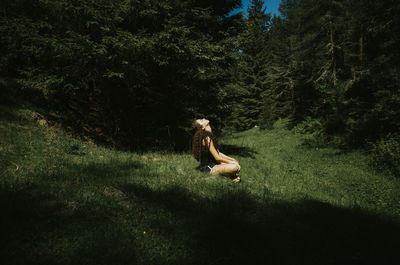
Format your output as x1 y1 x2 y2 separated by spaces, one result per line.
1 0 399 168
1 1 400 264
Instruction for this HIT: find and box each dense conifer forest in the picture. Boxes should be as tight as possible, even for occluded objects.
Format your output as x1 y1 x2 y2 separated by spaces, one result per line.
1 1 400 264
1 0 399 174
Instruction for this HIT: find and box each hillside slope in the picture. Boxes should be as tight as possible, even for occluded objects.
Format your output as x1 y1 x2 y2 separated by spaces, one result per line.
1 105 400 265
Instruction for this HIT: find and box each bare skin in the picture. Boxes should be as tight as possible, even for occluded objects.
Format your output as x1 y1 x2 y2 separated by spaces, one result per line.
194 118 241 182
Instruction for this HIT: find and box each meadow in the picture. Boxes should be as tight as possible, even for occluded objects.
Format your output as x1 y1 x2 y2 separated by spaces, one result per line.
1 105 399 265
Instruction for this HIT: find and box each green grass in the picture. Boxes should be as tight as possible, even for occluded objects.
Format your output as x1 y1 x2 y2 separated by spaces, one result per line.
1 106 400 265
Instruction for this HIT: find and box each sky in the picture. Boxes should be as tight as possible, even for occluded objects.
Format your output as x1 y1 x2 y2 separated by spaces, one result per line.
232 0 281 17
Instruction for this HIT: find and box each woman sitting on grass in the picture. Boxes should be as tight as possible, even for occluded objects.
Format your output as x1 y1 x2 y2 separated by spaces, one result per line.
192 118 241 183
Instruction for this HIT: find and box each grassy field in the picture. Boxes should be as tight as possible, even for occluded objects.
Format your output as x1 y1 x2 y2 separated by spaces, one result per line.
1 105 400 265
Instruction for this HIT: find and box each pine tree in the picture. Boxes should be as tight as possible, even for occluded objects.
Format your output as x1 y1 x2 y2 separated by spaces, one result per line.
264 0 400 147
259 13 295 129
231 0 271 130
0 0 242 149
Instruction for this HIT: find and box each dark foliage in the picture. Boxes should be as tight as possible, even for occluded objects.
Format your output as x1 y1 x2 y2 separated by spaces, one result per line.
268 0 400 149
1 0 399 169
0 0 242 150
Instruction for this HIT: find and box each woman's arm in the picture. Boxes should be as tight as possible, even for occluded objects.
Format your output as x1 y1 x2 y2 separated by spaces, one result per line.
207 137 239 165
219 152 239 164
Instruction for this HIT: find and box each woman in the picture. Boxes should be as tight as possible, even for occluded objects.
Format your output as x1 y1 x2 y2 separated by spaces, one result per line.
192 118 241 182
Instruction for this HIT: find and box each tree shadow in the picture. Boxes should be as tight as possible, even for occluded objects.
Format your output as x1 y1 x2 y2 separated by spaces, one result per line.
0 107 20 122
30 155 150 185
219 144 258 159
2 154 399 265
62 159 146 182
120 183 400 265
0 185 138 265
0 158 148 264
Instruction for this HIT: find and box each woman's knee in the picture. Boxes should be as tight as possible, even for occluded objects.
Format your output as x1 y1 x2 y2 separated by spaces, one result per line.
229 163 240 174
211 163 240 175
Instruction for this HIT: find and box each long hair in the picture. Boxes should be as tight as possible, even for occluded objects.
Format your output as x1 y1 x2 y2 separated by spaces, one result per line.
192 128 219 161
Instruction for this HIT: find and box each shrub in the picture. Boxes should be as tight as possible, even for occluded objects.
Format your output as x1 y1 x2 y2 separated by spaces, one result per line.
292 117 327 147
272 118 291 131
371 134 400 176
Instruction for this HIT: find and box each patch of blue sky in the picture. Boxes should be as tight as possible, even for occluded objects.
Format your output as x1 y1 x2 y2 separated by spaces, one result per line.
230 0 281 17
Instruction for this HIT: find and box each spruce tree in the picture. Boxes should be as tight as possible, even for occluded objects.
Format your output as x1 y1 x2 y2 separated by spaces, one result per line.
0 0 242 149
231 0 271 130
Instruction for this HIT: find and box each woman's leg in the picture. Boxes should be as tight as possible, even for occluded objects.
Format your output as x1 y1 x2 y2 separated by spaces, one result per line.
211 163 240 180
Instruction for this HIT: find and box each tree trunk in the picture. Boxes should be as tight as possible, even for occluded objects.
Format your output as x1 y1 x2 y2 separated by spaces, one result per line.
359 34 364 64
351 65 356 81
330 19 337 87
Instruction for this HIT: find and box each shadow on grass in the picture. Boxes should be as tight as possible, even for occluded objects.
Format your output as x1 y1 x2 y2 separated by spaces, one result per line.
0 185 138 265
219 144 258 159
64 159 145 182
0 106 26 123
121 183 399 265
1 155 399 265
0 157 147 264
1 179 399 265
32 157 148 185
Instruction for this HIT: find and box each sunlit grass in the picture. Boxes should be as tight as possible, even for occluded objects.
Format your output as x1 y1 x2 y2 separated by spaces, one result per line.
223 124 400 217
1 106 400 265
